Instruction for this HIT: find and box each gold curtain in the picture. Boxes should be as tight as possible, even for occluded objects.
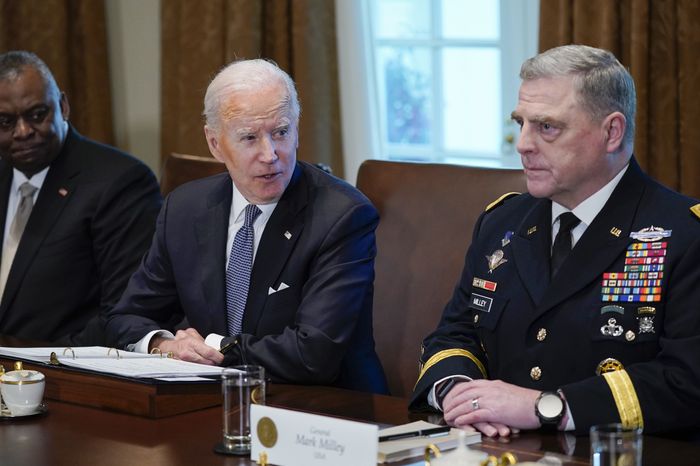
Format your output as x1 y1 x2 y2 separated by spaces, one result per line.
161 0 344 177
0 0 113 144
539 0 700 198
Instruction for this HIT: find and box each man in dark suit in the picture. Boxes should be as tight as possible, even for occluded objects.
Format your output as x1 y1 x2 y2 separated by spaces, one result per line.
106 59 387 393
411 45 700 437
0 51 162 345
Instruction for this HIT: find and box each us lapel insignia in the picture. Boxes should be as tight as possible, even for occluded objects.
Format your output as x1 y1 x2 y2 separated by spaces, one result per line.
630 225 672 242
610 227 622 237
58 188 68 197
501 230 514 247
486 249 507 273
284 231 292 240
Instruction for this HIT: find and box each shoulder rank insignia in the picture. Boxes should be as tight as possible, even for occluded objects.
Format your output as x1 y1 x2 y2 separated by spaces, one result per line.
485 192 521 213
691 204 700 220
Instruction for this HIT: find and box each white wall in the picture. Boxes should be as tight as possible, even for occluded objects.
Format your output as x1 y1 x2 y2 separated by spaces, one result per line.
105 0 161 175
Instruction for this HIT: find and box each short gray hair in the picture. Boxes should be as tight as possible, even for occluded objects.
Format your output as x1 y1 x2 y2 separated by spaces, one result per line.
520 44 636 149
0 50 61 98
203 59 300 131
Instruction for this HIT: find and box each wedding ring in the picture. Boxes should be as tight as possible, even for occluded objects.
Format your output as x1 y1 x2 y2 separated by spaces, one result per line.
471 398 480 411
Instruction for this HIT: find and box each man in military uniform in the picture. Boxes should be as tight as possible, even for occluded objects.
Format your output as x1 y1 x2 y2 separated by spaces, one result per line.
410 44 700 438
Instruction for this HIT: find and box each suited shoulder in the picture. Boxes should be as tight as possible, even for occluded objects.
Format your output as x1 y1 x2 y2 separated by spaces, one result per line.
300 161 377 213
483 191 534 219
64 128 157 179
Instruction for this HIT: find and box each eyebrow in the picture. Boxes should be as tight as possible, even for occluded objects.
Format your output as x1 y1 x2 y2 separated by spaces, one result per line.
510 112 567 128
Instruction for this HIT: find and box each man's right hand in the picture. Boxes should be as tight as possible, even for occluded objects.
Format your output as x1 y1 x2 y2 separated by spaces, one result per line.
149 328 224 365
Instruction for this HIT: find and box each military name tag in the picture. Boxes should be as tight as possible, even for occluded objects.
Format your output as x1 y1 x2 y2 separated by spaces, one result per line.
469 293 493 313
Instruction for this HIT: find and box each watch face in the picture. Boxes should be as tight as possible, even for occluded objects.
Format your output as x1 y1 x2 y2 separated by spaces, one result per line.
538 393 564 419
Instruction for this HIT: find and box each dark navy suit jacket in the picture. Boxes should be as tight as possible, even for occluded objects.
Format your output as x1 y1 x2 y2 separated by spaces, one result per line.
0 126 162 345
107 161 388 394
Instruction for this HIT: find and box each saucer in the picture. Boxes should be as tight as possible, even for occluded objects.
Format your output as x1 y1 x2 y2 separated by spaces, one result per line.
0 403 48 420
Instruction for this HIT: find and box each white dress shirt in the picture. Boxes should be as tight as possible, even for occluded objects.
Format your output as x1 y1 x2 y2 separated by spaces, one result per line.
131 182 277 353
0 167 49 296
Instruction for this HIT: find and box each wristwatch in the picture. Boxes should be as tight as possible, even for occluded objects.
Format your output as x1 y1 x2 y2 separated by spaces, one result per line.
535 391 565 429
435 378 458 410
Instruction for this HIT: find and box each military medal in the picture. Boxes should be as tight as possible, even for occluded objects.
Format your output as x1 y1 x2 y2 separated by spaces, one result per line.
637 306 656 333
600 318 623 337
601 239 667 302
486 249 507 273
630 226 672 242
472 277 497 292
501 231 514 247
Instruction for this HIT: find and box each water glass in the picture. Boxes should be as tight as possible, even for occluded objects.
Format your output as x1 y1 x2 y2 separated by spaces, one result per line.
590 423 642 466
220 365 266 455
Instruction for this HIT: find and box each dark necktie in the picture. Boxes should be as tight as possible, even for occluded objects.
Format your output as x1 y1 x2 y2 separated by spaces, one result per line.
550 212 580 277
0 182 38 297
226 204 262 336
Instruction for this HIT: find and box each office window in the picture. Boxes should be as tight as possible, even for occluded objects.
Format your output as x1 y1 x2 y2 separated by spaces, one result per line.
336 0 539 182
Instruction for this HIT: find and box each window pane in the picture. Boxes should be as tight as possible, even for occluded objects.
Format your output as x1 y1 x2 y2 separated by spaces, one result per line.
441 0 499 40
373 0 430 39
377 47 432 146
442 47 501 154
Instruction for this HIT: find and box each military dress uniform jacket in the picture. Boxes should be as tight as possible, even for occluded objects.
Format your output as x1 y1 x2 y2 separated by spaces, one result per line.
106 161 389 394
410 159 700 435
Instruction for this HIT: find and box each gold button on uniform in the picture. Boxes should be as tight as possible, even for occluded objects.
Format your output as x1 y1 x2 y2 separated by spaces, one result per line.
625 330 636 341
530 366 542 381
536 328 547 341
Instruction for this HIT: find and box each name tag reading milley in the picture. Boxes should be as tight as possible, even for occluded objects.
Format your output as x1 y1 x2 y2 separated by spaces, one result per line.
251 405 378 466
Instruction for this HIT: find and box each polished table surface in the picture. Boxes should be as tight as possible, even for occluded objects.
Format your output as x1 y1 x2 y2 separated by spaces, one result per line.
3 382 699 466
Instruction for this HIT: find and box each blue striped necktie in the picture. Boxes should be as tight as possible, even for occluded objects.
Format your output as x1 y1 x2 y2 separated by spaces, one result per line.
226 204 261 335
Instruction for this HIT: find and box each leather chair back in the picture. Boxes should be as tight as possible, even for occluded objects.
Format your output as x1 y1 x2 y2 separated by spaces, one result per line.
161 153 227 195
356 160 527 397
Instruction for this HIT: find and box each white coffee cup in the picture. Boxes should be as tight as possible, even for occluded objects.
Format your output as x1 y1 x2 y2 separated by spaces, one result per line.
0 369 45 416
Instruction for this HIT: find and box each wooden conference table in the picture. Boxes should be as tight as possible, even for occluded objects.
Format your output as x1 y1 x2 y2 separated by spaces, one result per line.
2 346 698 465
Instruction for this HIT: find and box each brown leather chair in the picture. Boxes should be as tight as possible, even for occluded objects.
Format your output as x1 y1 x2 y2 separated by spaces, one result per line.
356 160 528 397
160 152 227 195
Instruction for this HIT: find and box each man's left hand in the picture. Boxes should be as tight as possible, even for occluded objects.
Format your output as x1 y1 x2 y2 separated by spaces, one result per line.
442 379 542 432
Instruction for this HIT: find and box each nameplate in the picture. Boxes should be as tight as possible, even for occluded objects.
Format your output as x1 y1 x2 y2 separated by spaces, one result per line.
251 404 378 466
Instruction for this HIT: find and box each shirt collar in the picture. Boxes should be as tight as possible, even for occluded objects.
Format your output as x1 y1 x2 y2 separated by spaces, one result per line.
12 166 50 194
231 183 277 224
551 163 629 227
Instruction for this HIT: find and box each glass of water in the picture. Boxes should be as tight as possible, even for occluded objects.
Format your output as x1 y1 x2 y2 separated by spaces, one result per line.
220 365 266 456
590 423 642 466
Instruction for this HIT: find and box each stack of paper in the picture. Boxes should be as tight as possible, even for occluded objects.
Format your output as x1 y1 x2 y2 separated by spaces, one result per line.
377 420 480 463
0 346 226 379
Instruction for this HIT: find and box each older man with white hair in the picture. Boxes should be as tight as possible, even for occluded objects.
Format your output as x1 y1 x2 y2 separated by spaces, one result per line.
107 59 388 394
411 45 700 439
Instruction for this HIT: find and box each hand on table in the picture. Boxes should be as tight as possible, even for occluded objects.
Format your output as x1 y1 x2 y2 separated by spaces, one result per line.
150 328 224 365
442 379 541 437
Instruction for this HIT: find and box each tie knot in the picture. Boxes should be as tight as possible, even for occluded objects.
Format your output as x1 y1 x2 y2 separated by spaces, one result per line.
557 212 580 233
19 182 37 199
243 204 261 228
